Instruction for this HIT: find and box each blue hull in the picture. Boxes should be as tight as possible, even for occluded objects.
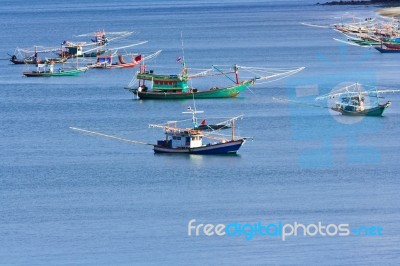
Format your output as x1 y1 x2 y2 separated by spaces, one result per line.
191 142 243 154
375 47 400 53
153 139 245 154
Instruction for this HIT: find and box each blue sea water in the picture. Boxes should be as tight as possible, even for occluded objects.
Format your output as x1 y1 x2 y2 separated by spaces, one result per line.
1 0 400 265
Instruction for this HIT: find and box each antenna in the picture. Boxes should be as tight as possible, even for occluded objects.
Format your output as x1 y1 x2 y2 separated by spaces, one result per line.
180 31 185 63
182 95 204 128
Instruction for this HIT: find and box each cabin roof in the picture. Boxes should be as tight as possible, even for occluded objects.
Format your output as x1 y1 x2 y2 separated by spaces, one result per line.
137 73 187 82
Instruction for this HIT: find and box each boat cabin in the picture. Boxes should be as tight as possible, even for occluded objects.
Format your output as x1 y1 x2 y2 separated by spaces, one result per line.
64 45 83 57
33 63 54 73
137 64 190 93
95 55 112 67
336 96 365 112
157 128 203 149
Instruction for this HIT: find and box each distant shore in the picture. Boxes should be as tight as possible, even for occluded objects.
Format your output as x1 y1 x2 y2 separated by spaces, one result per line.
317 0 400 18
318 0 400 6
378 7 400 17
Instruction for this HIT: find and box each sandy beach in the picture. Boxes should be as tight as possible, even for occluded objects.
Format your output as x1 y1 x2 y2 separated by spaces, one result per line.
378 7 400 17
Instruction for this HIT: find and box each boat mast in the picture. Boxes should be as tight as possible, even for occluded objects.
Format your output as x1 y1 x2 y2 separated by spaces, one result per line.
180 32 188 79
234 64 239 84
231 119 235 140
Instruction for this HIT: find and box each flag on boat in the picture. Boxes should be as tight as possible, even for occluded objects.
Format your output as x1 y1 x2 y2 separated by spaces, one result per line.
133 55 142 63
177 56 183 63
201 119 206 125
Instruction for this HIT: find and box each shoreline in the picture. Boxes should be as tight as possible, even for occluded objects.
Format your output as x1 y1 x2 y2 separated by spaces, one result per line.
319 0 400 7
378 7 400 17
317 1 400 18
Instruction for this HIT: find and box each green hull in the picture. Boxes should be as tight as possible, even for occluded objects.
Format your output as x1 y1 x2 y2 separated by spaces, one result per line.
134 81 252 99
23 68 87 77
352 39 380 46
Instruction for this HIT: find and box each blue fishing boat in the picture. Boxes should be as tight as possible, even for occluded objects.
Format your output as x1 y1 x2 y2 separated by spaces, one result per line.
70 109 248 155
152 128 244 154
149 109 247 154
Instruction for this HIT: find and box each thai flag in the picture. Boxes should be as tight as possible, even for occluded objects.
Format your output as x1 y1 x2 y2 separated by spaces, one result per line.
176 56 183 63
134 55 142 63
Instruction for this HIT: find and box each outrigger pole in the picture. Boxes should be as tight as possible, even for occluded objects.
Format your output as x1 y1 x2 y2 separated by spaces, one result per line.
212 65 238 84
272 97 331 109
69 127 153 145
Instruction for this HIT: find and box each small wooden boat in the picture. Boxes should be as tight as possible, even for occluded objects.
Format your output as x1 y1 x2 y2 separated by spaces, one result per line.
22 63 87 77
9 46 67 64
88 54 141 69
60 30 134 58
11 55 68 65
88 49 160 69
315 83 400 116
194 123 230 131
331 102 391 116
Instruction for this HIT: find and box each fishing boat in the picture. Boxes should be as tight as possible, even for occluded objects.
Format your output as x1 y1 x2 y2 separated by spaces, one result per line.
194 122 230 131
60 30 134 58
182 105 231 131
69 109 248 155
315 83 400 116
9 46 67 64
22 62 87 77
333 31 381 47
302 16 400 50
150 124 244 154
87 49 161 69
127 59 304 99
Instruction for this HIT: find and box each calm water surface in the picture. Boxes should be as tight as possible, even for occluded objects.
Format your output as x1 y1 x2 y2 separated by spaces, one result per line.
0 0 399 265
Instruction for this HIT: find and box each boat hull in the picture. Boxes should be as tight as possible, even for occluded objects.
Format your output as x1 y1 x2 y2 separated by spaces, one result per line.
194 124 230 130
23 68 87 77
375 47 400 53
382 42 400 49
153 139 245 154
331 105 388 116
133 81 253 99
89 62 138 69
11 57 68 65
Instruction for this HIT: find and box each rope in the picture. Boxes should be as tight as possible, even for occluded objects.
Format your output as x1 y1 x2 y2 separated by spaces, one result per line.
69 127 153 146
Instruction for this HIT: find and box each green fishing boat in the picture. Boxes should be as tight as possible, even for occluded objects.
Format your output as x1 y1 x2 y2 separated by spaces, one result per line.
128 59 304 100
315 83 400 116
